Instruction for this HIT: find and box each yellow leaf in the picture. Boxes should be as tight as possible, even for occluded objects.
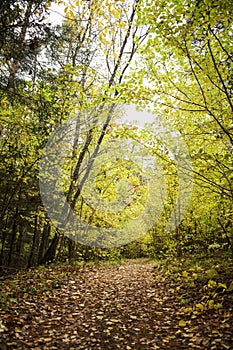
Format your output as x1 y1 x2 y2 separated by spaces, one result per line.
195 303 204 310
227 282 233 292
179 320 186 327
110 318 120 323
192 273 198 279
208 279 217 288
214 303 222 310
183 307 192 314
112 8 121 19
43 337 53 342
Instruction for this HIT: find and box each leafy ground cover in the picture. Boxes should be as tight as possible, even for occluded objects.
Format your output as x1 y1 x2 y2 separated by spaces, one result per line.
0 258 232 349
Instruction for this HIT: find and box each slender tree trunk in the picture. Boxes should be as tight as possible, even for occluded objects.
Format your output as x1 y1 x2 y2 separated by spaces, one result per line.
0 215 9 273
16 225 23 256
56 233 65 261
68 239 76 261
39 230 60 265
7 206 19 267
7 1 32 89
38 217 51 264
28 214 39 268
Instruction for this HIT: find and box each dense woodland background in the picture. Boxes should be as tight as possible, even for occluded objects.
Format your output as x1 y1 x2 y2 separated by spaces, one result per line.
0 0 233 273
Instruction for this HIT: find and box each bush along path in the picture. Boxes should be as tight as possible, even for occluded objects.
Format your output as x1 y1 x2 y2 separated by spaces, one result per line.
0 259 232 349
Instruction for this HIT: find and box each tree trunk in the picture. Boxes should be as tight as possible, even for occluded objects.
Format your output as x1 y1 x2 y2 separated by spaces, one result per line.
7 206 19 267
16 225 24 256
39 231 60 265
7 1 32 89
38 217 51 264
28 215 39 268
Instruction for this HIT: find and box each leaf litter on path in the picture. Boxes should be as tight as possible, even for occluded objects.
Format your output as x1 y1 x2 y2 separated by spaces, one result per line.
0 260 232 349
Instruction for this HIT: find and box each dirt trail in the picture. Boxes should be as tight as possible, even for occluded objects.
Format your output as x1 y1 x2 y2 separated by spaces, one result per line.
0 260 232 349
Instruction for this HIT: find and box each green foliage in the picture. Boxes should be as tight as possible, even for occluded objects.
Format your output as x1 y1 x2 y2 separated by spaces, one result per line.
0 0 232 270
155 253 233 321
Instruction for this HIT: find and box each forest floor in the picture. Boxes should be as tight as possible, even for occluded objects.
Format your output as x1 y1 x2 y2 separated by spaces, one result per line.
0 258 232 349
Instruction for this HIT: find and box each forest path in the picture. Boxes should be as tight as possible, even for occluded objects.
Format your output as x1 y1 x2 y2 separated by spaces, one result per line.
0 259 232 349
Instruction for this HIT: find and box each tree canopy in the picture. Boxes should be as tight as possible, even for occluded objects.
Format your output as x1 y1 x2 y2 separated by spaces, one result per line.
0 0 232 271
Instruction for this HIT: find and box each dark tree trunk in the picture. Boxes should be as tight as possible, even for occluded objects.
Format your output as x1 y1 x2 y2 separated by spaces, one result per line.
7 206 19 267
16 225 24 256
0 215 9 273
28 215 39 268
39 231 60 265
38 217 51 264
7 1 32 89
68 238 76 261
